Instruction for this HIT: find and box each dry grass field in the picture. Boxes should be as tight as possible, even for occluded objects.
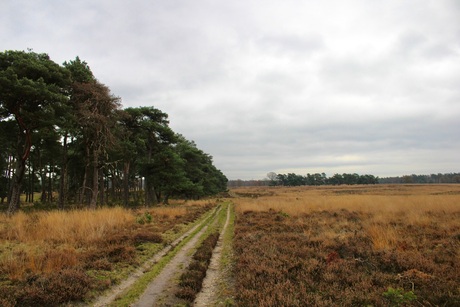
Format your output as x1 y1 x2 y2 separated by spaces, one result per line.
231 185 460 306
0 201 213 306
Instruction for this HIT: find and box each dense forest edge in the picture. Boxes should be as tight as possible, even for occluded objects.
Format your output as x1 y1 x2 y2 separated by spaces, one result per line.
228 172 460 187
0 50 228 214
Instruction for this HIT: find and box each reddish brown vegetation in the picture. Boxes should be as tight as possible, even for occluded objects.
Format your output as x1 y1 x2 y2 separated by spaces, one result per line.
233 186 460 306
176 232 220 303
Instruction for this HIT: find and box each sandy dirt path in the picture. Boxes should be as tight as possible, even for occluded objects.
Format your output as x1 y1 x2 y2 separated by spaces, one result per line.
92 206 219 307
194 203 232 306
132 206 224 307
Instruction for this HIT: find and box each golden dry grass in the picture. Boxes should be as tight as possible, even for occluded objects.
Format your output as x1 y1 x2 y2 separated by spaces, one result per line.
0 202 216 306
233 185 459 215
1 207 135 245
0 207 136 280
232 184 460 252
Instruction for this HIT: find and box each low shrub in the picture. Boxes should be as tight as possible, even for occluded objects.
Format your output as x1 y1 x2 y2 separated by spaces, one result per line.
176 232 220 303
16 269 93 306
233 203 460 306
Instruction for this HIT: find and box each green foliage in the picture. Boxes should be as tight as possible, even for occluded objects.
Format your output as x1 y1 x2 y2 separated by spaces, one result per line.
273 172 378 186
382 287 417 306
0 50 71 213
137 212 153 224
0 50 227 212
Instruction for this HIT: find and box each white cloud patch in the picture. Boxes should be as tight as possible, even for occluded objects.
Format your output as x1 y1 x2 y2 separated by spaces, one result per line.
2 0 460 179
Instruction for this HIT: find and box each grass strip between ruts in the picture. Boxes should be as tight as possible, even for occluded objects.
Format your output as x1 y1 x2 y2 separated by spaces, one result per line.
192 202 229 254
178 201 234 305
109 204 222 307
216 202 236 305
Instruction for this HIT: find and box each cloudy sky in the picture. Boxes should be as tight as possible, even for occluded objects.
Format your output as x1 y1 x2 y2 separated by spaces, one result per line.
2 0 459 180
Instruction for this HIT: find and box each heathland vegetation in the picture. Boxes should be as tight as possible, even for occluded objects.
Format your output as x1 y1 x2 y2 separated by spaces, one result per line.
231 184 460 306
0 50 227 214
1 182 459 305
0 200 216 305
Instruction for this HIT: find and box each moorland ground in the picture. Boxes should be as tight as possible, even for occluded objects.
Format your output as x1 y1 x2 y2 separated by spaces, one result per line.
0 200 217 306
231 184 460 306
0 184 459 306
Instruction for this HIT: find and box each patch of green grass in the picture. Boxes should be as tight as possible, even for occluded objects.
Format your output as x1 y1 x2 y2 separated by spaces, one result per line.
136 242 164 261
220 202 234 268
383 287 417 306
216 202 235 305
193 202 228 252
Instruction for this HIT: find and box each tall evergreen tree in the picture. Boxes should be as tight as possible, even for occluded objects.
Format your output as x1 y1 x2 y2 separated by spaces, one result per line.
0 50 70 214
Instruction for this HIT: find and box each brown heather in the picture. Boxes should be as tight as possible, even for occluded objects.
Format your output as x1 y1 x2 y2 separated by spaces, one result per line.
0 203 213 306
232 185 460 306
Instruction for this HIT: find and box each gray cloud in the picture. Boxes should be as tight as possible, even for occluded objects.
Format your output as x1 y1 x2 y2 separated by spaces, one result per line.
2 0 459 179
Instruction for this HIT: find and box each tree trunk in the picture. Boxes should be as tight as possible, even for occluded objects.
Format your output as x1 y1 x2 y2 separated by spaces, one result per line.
144 178 158 207
89 151 99 209
99 169 104 206
163 193 170 205
123 161 130 206
80 144 91 205
58 133 68 210
7 129 32 215
7 159 26 215
48 165 53 202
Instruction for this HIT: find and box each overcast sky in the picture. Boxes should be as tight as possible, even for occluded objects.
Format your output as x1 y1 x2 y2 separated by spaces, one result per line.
2 0 459 180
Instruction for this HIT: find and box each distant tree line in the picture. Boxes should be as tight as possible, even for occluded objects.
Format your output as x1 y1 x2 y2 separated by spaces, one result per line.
271 172 379 186
379 173 460 184
227 179 272 188
0 50 227 214
228 171 460 187
228 172 378 187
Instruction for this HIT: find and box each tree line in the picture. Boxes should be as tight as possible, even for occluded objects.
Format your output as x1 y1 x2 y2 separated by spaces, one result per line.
228 172 378 187
269 172 379 186
379 173 460 184
227 171 460 187
0 50 227 214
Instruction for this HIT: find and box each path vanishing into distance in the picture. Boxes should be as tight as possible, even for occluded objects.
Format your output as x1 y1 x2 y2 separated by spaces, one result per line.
194 203 232 306
92 202 233 307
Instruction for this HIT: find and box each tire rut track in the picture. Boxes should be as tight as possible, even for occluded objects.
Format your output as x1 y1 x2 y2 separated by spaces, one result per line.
132 206 223 307
92 206 220 307
194 203 232 306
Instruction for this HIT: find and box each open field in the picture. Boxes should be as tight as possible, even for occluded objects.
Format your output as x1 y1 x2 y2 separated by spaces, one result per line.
231 184 460 306
0 185 458 306
0 200 214 306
